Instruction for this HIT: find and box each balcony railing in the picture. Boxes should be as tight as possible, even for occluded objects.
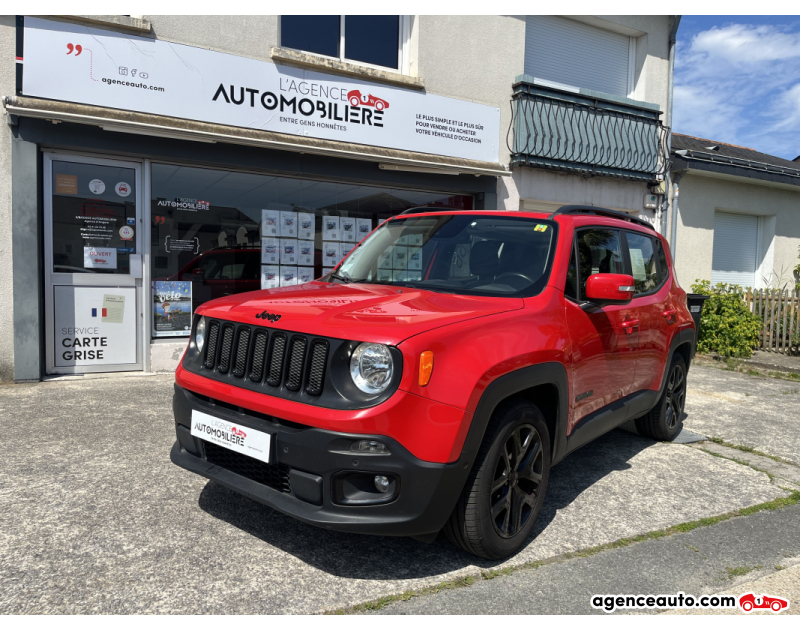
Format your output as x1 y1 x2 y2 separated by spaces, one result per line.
508 78 670 182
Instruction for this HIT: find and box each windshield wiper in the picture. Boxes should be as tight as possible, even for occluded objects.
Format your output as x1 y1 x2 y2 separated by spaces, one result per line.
328 270 352 283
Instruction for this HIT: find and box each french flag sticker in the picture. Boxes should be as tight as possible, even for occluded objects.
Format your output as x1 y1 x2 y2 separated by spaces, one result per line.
91 308 108 317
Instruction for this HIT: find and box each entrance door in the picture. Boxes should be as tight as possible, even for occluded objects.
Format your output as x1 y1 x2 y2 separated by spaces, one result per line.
44 154 144 374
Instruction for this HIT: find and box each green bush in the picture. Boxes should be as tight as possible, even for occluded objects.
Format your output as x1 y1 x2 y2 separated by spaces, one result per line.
690 281 762 358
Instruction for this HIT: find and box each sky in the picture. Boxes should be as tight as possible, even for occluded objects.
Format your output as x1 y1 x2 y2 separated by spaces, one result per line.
673 15 800 161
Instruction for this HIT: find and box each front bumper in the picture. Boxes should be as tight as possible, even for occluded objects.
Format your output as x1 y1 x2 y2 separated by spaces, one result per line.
171 384 468 536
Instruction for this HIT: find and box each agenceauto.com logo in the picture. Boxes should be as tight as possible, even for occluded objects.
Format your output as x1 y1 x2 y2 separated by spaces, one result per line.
102 77 165 92
591 591 790 613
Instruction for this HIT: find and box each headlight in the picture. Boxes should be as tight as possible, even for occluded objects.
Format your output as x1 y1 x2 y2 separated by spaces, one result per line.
350 343 394 394
195 316 206 353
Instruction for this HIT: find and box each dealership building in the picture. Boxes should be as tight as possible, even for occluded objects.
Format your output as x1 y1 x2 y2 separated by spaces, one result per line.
0 15 676 381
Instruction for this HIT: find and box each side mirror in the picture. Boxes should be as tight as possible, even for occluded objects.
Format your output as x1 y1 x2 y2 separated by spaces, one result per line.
585 273 635 305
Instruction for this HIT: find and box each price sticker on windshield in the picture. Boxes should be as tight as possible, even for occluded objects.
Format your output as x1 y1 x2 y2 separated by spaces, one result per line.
534 224 548 232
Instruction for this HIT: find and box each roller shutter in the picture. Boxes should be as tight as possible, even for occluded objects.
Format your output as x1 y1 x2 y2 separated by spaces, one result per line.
711 211 759 288
524 16 631 97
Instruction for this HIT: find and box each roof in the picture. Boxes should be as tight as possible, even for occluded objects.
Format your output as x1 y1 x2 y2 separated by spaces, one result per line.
671 133 800 187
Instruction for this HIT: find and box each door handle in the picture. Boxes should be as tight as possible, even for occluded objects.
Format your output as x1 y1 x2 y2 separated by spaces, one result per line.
662 308 677 324
621 318 640 334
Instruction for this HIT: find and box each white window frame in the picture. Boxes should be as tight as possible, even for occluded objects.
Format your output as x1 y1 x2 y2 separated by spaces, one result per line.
279 15 410 74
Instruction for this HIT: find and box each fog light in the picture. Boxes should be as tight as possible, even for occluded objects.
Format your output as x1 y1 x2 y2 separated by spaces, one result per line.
374 475 391 493
350 440 390 454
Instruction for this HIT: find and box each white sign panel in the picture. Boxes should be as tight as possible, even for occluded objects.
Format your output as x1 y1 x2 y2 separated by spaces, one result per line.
22 18 500 163
84 247 117 270
54 286 137 366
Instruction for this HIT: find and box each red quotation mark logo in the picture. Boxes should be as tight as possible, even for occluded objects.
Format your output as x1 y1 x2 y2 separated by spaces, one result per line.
66 43 82 55
154 216 167 225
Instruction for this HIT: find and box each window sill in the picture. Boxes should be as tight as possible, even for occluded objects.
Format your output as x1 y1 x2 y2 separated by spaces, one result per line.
49 15 152 35
271 47 424 90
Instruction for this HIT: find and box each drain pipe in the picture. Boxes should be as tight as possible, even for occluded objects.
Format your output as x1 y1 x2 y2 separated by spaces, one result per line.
661 15 682 236
670 170 686 261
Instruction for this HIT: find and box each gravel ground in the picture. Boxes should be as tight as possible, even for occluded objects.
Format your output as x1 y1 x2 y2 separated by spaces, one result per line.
0 373 789 614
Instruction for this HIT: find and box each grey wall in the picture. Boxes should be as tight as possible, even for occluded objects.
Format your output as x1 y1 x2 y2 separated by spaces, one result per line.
0 16 16 380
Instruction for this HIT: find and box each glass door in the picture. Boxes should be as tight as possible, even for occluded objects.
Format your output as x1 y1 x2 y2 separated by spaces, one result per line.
44 153 144 374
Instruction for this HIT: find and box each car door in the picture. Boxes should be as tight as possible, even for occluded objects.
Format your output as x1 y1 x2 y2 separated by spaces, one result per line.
564 227 640 424
625 231 673 392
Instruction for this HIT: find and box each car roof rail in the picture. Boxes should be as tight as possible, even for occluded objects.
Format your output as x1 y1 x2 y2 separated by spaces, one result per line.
399 206 461 215
550 205 656 232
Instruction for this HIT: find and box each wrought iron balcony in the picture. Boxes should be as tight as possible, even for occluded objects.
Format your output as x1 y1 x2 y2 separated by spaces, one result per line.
508 77 670 182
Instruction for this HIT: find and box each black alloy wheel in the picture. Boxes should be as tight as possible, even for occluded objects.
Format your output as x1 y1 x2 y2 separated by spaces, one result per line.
635 352 688 441
490 424 544 538
444 398 551 559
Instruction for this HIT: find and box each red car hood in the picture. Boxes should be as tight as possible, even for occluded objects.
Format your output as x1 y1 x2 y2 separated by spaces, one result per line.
196 281 524 345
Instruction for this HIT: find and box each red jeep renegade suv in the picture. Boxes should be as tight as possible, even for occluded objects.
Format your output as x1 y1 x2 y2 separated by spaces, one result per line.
171 206 695 559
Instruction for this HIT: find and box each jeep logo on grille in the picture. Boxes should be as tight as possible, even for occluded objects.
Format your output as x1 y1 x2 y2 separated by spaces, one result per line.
255 311 281 323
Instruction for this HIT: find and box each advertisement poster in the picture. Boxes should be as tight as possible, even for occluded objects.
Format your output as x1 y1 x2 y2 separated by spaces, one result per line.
357 218 373 238
280 239 298 265
152 281 192 337
322 216 340 241
261 237 280 264
298 213 315 240
261 265 279 289
280 266 298 287
262 209 279 237
298 240 314 266
22 18 501 164
280 211 298 238
340 218 356 243
298 267 314 284
323 242 341 267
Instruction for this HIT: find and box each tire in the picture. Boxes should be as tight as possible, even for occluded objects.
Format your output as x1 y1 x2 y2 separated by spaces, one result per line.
635 352 687 441
444 398 550 559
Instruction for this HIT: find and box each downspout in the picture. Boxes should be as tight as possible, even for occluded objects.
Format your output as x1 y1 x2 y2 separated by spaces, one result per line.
670 170 687 261
661 15 681 237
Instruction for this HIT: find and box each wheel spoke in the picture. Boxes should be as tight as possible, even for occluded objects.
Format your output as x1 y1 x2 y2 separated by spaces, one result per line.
491 470 508 493
492 493 509 520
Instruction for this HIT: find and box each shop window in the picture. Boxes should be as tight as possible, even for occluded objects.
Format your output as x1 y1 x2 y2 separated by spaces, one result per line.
150 163 471 337
281 15 403 70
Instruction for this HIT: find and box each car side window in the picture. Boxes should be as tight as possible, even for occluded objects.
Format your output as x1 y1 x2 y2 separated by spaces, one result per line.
575 228 624 300
625 232 659 295
655 238 670 285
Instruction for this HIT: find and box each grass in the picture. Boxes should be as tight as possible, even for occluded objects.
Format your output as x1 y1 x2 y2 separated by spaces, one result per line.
328 490 800 614
695 354 800 383
724 566 753 579
707 437 794 466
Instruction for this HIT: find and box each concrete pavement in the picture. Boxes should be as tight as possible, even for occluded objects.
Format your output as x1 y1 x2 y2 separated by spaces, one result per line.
0 365 794 614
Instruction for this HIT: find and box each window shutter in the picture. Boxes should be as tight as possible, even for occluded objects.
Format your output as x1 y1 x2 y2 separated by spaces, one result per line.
524 16 631 97
711 212 759 288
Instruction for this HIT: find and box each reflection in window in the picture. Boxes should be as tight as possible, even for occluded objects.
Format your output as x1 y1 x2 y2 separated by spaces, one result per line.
575 228 623 299
150 163 472 335
626 232 659 294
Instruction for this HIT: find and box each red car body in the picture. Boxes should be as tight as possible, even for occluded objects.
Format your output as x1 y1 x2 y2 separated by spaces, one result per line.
171 208 696 556
347 90 389 110
739 593 789 613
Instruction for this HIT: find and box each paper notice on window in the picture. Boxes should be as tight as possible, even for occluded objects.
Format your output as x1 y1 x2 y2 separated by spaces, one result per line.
340 218 356 243
357 218 372 238
629 249 646 281
102 294 125 324
298 212 315 240
261 237 280 264
298 267 314 284
280 211 298 238
322 216 339 241
322 242 341 267
261 265 279 289
262 209 279 237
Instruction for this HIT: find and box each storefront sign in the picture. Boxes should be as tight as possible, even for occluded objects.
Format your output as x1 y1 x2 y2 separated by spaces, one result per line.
23 17 501 163
54 286 137 366
152 281 192 337
84 246 117 269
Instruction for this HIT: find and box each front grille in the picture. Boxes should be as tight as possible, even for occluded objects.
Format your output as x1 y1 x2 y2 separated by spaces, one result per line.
203 441 291 494
198 319 331 397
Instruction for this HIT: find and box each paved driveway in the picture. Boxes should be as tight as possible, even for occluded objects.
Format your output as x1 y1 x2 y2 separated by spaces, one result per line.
0 372 790 614
683 364 800 464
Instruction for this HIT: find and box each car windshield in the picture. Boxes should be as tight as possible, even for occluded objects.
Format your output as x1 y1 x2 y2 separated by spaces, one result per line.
334 214 557 296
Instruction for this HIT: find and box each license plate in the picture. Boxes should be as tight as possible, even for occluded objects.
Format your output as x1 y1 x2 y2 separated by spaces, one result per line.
190 410 272 464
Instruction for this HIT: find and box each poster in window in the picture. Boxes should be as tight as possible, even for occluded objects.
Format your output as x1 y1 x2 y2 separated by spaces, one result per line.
322 216 340 241
377 248 392 269
340 218 356 243
261 237 280 264
152 281 192 337
395 269 422 282
261 265 280 289
280 239 298 265
262 209 279 237
357 218 372 238
298 212 315 240
376 268 392 282
298 267 314 284
298 240 314 266
323 242 340 267
280 266 298 287
408 247 423 270
392 246 409 270
323 267 334 278
280 211 298 238
408 233 424 247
